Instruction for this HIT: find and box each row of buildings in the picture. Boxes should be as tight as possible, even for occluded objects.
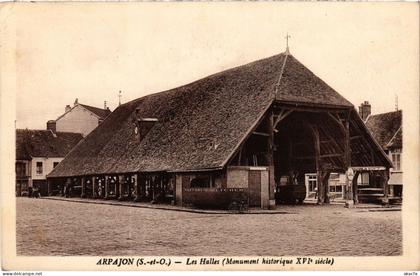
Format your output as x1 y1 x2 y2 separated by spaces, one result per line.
15 100 111 196
15 51 403 208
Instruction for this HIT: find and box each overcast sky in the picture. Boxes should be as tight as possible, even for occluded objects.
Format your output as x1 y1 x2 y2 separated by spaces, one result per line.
11 2 419 129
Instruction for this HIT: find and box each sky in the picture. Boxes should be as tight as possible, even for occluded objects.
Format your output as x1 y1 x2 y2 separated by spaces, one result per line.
7 2 419 130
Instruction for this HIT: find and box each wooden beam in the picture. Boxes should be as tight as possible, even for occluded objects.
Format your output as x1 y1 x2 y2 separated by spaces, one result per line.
273 102 350 113
311 125 324 204
344 116 351 168
273 110 293 130
352 171 360 204
350 135 362 141
237 144 243 166
267 111 276 206
252 131 270 137
321 153 343 158
327 112 346 134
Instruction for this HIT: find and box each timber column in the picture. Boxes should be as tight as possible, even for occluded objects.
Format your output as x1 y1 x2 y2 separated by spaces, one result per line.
352 171 360 204
118 175 124 201
382 169 390 205
92 176 98 199
312 125 325 204
267 111 276 209
134 173 142 202
47 178 52 196
175 174 183 206
104 176 109 199
132 174 138 201
343 114 354 208
81 177 86 198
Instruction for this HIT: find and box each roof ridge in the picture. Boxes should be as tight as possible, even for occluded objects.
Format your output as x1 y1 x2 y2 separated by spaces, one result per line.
117 53 288 110
79 103 108 111
369 109 402 118
385 125 402 148
272 52 289 99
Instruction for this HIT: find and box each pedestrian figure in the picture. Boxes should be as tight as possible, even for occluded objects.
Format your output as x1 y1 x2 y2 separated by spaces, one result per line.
33 187 41 198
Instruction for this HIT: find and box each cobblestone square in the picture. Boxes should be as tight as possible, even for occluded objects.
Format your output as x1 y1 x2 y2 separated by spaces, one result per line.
16 198 401 256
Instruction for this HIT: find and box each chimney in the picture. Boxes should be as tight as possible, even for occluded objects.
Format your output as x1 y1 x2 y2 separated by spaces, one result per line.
104 101 107 110
74 98 78 106
134 108 158 141
65 105 71 113
46 120 56 133
358 101 371 121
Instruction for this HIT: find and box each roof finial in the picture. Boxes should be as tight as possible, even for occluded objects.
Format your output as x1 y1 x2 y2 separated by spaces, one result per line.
395 94 398 111
285 33 291 54
118 90 122 106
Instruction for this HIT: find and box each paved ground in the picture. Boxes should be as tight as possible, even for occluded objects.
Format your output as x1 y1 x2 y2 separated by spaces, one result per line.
16 197 402 256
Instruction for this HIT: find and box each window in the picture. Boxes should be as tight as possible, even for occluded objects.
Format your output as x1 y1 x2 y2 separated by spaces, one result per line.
357 172 369 186
36 162 43 174
392 152 401 171
16 162 26 176
307 174 317 192
53 162 59 168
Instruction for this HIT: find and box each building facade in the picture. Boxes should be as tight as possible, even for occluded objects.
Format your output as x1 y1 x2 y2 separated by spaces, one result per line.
303 103 402 203
16 129 83 196
49 99 111 137
365 109 403 199
47 51 392 209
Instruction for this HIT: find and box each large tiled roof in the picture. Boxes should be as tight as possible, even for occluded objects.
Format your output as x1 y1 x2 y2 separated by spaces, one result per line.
16 129 83 160
48 53 359 177
365 110 402 150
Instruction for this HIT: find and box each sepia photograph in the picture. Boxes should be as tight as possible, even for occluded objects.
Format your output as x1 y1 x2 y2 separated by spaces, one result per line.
1 1 419 272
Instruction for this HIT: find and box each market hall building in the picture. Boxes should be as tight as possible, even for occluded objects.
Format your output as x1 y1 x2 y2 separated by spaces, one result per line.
47 51 393 209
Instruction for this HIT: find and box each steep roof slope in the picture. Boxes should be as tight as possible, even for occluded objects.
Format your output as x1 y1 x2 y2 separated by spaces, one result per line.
365 110 402 149
277 55 353 107
16 129 83 160
48 53 354 177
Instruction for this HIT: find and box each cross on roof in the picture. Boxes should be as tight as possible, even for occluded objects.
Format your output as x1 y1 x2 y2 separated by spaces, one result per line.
285 33 291 54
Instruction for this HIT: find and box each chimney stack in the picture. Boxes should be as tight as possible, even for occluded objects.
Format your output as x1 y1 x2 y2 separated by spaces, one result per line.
104 101 107 110
74 98 78 106
358 101 371 121
46 120 56 133
65 105 71 113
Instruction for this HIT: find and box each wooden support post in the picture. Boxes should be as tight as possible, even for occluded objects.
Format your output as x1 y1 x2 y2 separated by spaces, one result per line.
175 174 183 206
344 118 351 168
118 175 124 201
323 172 331 204
316 171 323 204
343 114 354 208
134 173 141 202
47 178 52 196
92 176 97 199
81 177 86 198
382 168 390 205
64 178 71 198
267 111 276 209
312 125 324 204
104 176 109 199
352 171 360 204
131 174 137 200
237 144 243 166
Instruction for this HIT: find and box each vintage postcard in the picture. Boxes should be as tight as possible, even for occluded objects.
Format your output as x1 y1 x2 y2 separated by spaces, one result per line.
1 1 419 272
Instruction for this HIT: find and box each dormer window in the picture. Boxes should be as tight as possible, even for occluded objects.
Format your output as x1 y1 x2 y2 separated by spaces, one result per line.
137 118 158 141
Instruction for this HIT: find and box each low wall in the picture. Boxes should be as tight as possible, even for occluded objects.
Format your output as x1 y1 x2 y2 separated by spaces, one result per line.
183 188 248 209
